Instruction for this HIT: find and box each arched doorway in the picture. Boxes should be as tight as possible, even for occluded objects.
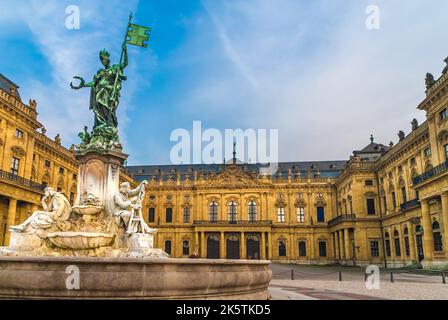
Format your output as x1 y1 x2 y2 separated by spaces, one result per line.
246 234 260 260
415 225 424 262
226 234 240 259
207 234 220 259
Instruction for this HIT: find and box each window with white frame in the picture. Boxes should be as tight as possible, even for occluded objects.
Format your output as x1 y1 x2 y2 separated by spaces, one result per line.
277 207 285 223
297 207 305 223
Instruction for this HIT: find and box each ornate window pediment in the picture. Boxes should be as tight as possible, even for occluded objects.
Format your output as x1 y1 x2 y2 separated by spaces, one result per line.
314 193 326 207
11 146 26 158
364 191 377 198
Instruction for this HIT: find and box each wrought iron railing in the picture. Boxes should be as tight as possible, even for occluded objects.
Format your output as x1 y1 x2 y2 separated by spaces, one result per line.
327 214 356 227
413 161 448 186
0 169 45 193
193 220 272 226
400 198 420 211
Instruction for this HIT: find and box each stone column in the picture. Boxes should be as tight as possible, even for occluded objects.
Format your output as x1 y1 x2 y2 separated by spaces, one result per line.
5 198 17 246
201 232 206 258
407 223 416 261
220 231 225 259
261 232 266 259
334 232 340 260
267 232 272 259
344 229 351 260
195 232 199 256
241 232 246 259
440 192 448 251
338 230 345 259
421 199 434 261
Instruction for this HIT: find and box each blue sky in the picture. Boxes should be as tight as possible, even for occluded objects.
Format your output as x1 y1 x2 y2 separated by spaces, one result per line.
1 0 448 165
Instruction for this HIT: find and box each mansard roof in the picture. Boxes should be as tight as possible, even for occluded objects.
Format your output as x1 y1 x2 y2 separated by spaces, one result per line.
0 73 21 101
126 160 348 182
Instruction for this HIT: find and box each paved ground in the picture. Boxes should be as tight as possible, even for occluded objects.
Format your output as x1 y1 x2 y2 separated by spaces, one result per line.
269 263 448 300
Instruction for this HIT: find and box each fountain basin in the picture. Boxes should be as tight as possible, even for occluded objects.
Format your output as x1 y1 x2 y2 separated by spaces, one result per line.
47 232 114 250
71 205 104 216
0 256 272 299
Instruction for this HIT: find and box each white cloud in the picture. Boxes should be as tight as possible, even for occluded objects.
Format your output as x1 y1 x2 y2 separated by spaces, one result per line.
1 0 141 149
168 0 448 162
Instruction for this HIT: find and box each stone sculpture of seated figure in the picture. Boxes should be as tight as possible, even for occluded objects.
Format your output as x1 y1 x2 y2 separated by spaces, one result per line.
10 187 72 239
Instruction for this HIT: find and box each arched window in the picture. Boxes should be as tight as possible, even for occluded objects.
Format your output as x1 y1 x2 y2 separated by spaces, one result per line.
433 221 443 252
183 206 190 223
182 240 190 256
277 206 286 223
318 241 327 257
165 240 172 255
298 241 306 257
278 240 287 257
393 230 401 257
297 207 305 223
228 201 238 223
248 201 257 222
403 227 410 256
209 202 218 222
385 232 391 257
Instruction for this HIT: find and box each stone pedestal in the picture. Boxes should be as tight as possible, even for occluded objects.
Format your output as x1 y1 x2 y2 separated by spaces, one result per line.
75 149 128 216
9 233 43 251
129 233 154 253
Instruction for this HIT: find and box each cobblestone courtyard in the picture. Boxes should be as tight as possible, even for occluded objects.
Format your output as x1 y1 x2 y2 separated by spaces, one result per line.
269 263 448 300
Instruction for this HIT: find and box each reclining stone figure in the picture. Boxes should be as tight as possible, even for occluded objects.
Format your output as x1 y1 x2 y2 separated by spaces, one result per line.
10 187 72 238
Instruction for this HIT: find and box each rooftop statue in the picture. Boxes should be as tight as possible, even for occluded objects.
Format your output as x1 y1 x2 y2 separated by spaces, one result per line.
425 73 435 91
70 13 151 152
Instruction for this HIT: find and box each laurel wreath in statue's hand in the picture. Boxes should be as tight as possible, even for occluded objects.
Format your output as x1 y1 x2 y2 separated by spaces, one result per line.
70 76 85 90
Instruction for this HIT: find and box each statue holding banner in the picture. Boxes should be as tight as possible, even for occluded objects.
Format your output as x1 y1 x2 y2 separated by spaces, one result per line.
70 13 151 152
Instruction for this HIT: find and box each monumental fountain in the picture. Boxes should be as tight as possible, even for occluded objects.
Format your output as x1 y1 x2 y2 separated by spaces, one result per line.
0 15 271 299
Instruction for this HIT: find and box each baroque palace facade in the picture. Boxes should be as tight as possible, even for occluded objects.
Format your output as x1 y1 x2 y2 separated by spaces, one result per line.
1 56 448 268
0 73 133 247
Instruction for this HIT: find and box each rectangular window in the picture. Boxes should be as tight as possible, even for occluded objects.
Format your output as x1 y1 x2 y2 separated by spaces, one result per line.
277 207 285 223
59 167 65 174
297 207 305 223
385 240 391 257
69 192 75 205
370 241 380 257
11 157 20 175
73 174 77 180
183 207 190 223
391 192 397 209
45 160 51 168
394 238 401 257
424 147 431 158
15 129 23 139
165 240 172 255
445 144 448 161
367 199 376 215
365 180 373 186
317 207 325 222
410 157 416 166
148 208 155 223
298 242 306 257
318 242 327 257
440 108 448 121
401 187 407 204
165 208 173 223
382 196 387 212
